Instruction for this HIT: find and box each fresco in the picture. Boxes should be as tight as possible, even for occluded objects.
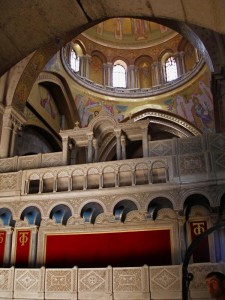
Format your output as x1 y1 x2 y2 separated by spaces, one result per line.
83 18 176 49
163 78 214 133
75 94 128 127
73 70 214 133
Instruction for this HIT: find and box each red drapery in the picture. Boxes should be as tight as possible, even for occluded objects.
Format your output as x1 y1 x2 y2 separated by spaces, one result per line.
45 229 172 268
15 230 31 267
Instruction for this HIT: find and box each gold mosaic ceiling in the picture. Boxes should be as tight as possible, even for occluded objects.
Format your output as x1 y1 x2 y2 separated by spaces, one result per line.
82 18 177 49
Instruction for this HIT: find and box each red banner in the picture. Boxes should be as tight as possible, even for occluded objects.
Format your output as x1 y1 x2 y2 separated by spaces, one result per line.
45 229 172 268
15 230 31 267
0 231 6 266
190 221 210 262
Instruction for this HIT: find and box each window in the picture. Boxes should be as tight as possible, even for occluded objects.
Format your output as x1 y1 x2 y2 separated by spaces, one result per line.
70 49 80 72
165 56 178 82
113 62 126 88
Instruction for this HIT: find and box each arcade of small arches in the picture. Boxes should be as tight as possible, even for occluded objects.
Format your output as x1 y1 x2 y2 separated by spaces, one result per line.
0 193 223 226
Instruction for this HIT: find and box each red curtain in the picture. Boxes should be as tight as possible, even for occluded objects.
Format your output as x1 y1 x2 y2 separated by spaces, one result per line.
15 230 31 267
190 221 210 262
45 229 172 268
0 231 6 266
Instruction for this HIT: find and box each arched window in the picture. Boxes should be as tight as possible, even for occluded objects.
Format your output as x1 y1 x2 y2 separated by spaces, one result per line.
113 61 127 88
165 56 178 82
70 49 80 72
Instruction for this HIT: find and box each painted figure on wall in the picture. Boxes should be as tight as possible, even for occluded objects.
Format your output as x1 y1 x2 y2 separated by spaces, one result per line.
171 79 215 133
113 18 123 40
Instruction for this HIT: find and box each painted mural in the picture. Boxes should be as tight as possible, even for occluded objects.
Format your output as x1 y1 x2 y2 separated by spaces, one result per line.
163 78 214 133
73 69 214 133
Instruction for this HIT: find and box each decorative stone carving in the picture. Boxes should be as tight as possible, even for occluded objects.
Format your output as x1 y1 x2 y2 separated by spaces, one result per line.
78 267 112 300
95 213 115 224
0 267 14 298
149 266 182 299
125 210 146 222
14 268 45 299
179 154 206 175
45 268 77 299
0 173 19 191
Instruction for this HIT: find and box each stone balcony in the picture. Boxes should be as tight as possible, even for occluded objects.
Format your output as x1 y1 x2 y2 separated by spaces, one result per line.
0 262 224 300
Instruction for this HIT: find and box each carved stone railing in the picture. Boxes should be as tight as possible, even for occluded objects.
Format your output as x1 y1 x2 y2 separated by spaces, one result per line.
0 262 223 300
0 133 225 195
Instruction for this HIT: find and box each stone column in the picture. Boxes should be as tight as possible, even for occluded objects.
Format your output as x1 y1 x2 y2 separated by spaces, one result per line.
121 135 126 159
106 63 113 86
0 112 13 158
10 120 21 157
79 56 85 77
84 55 91 79
87 132 93 163
93 138 99 162
30 226 38 267
62 137 69 165
103 63 107 86
194 48 200 63
3 227 13 267
127 65 135 88
114 129 122 160
175 52 185 76
141 127 149 157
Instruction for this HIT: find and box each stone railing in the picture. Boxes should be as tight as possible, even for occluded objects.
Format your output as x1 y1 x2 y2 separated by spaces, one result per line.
0 262 224 300
0 133 225 195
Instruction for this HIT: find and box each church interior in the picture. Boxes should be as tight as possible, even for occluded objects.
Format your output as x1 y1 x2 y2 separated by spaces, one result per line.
0 1 224 299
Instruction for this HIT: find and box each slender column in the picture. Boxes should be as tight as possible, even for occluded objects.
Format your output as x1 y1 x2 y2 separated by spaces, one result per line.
0 112 13 158
151 61 162 86
114 129 122 160
121 135 126 159
93 138 99 162
175 52 185 76
3 227 13 267
141 127 149 157
10 120 21 157
62 137 69 165
106 63 113 86
84 55 91 79
79 56 85 77
29 226 38 267
127 65 135 88
87 132 93 163
134 66 139 88
103 63 107 85
194 48 200 63
179 51 186 75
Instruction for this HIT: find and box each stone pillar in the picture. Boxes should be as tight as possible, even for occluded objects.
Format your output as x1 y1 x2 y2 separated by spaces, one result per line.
141 127 149 158
3 227 13 267
194 48 200 63
114 129 122 160
79 56 85 77
106 63 113 86
127 65 135 88
84 55 91 79
10 120 21 157
93 138 99 162
103 63 107 86
87 132 93 163
62 137 69 165
0 112 13 158
121 135 126 159
30 226 38 267
175 52 185 76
